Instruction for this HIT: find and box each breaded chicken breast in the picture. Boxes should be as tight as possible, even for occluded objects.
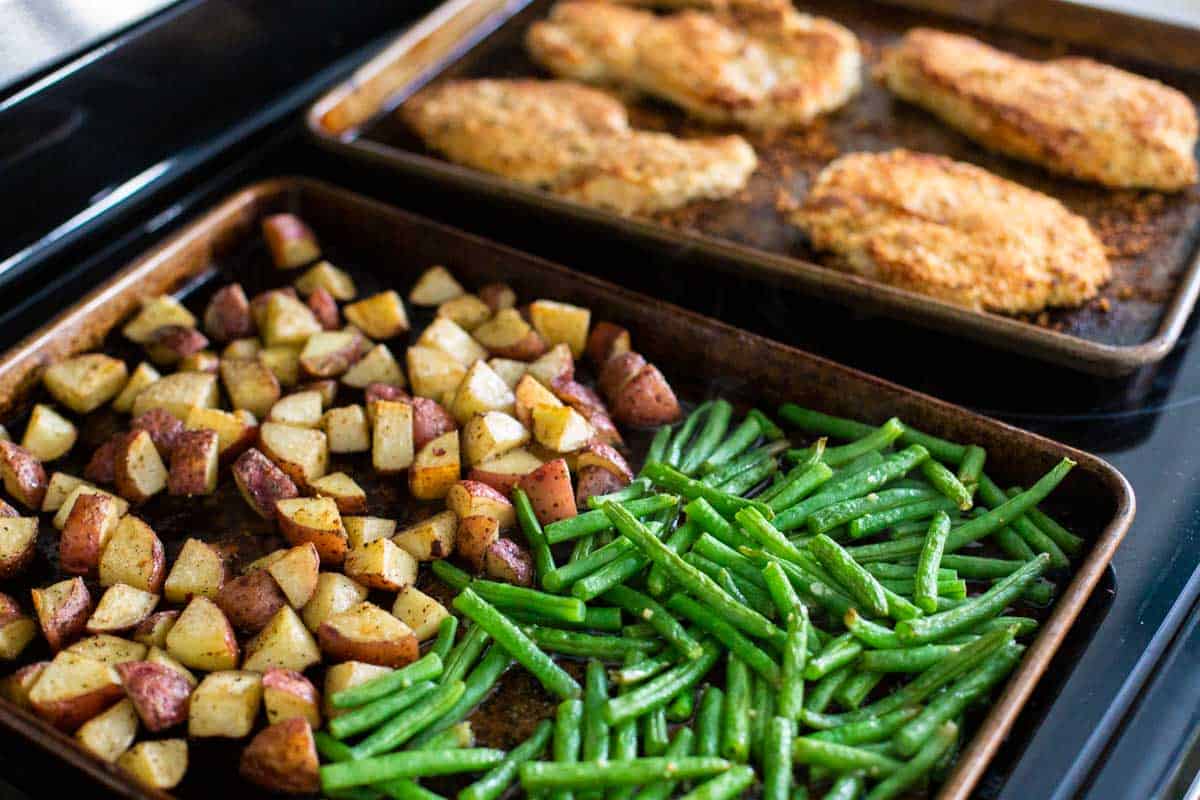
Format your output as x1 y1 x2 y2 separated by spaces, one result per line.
402 79 757 215
526 1 862 129
792 150 1111 313
878 28 1198 191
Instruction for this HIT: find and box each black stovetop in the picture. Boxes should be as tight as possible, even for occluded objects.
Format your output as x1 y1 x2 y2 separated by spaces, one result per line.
1 2 1199 798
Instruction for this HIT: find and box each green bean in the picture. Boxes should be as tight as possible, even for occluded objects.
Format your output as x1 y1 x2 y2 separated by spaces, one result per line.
328 682 438 739
847 496 959 539
896 554 1050 643
603 502 782 644
843 609 902 649
717 456 779 496
1023 497 1085 556
920 460 973 511
453 589 580 699
677 766 755 800
570 532 596 566
642 707 670 756
806 665 852 713
431 616 457 663
762 561 804 626
749 673 773 760
864 722 958 800
544 538 636 593
696 686 724 757
807 488 939 536
552 699 583 800
761 439 826 499
587 478 652 510
805 633 863 680
321 749 506 791
701 412 769 475
692 535 769 590
747 550 856 620
506 606 624 633
546 495 679 544
331 653 445 709
763 717 795 800
665 401 713 468
603 585 704 659
875 577 967 598
642 462 774 520
610 656 641 800
829 451 887 480
864 562 956 580
936 553 1024 579
809 534 890 617
624 623 658 639
765 463 836 511
894 643 1023 757
714 566 751 608
634 729 694 800
914 511 951 613
704 440 791 488
646 518 703 597
1021 578 1057 606
604 639 721 725
580 661 610 800
475 579 588 623
736 506 807 563
514 487 557 580
722 653 752 762
976 476 1068 568
680 400 733 475
779 604 809 721
957 445 986 490
859 643 967 673
835 671 883 710
460 720 552 800
792 737 902 777
667 594 780 684
409 646 512 747
785 407 967 465
790 417 904 468
524 626 657 660
810 707 921 746
611 652 675 686
350 680 467 759
520 758 733 792
686 497 750 549
432 559 471 590
821 775 863 800
667 687 695 722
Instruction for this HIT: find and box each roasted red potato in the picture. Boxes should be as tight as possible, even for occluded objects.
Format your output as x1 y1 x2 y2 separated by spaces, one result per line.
186 406 259 463
391 587 450 641
344 538 418 592
132 611 179 649
467 448 544 495
240 717 320 794
393 510 457 561
266 543 321 608
118 739 187 790
456 515 500 572
263 213 320 269
164 538 227 604
99 515 166 594
610 364 682 427
0 499 14 517
203 283 255 342
84 437 118 485
146 325 209 366
0 441 47 510
307 287 340 330
131 408 185 457
575 466 629 507
221 357 282 419
262 667 321 728
275 497 348 565
0 593 36 660
472 309 547 360
21 404 77 462
168 428 219 496
242 605 321 673
587 321 632 365
345 291 409 340
527 343 575 387
409 431 461 501
75 697 138 763
188 670 262 738
295 261 357 301
371 400 414 475
42 353 129 414
317 601 418 668
483 538 534 587
166 597 240 672
116 660 192 732
0 517 37 579
513 373 562 429
86 584 159 634
409 265 465 306
259 422 328 489
300 330 366 378
232 448 299 519
577 440 634 482
478 282 517 312
412 397 458 451
322 405 370 454
437 294 491 331
551 378 607 416
113 430 168 504
32 577 92 651
29 650 123 730
461 410 528 466
365 382 410 404
215 570 288 634
446 480 516 528
517 458 577 525
599 351 646 399
300 573 368 633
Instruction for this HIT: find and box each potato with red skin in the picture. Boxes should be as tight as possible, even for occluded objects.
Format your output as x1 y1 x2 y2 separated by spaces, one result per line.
0 517 37 579
467 448 543 495
0 499 16 517
168 428 219 496
263 214 320 269
0 593 36 660
587 321 631 365
598 351 646 399
215 571 288 634
232 449 299 519
317 602 418 668
484 538 534 587
576 440 633 482
307 287 340 330
610 364 682 427
203 283 254 342
83 437 119 485
446 480 515 529
61 492 119 575
411 397 457 451
575 466 628 507
517 458 576 525
478 282 516 313
239 717 320 794
29 650 124 731
130 408 185 458
275 497 348 565
113 430 168 504
32 577 92 651
2 661 48 709
584 410 623 446
132 611 178 648
365 383 410 405
457 515 500 572
262 668 321 728
0 441 47 510
99 515 166 594
116 660 192 732
146 325 209 366
551 378 607 416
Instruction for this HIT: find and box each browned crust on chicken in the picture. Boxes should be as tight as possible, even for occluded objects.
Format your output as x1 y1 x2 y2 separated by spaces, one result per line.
792 150 1111 314
877 28 1198 191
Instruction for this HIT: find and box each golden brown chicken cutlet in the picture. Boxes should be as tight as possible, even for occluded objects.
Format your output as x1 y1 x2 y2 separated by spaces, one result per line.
402 78 757 215
526 1 862 129
792 150 1111 313
877 28 1198 191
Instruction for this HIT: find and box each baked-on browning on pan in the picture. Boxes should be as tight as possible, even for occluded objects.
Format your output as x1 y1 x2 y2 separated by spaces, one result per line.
309 0 1200 374
0 179 1135 799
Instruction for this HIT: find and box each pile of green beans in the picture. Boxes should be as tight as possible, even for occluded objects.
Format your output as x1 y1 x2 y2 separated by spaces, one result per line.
317 401 1083 800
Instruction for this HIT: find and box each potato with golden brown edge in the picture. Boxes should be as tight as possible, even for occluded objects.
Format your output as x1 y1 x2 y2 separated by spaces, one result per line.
0 499 13 517
456 515 500 572
484 538 534 587
301 573 367 633
75 697 138 762
166 428 219 498
309 472 367 516
275 496 348 565
66 634 147 666
308 287 340 330
342 290 408 339
261 345 303 388
446 480 516 529
410 265 465 306
116 660 192 732
132 611 178 649
514 373 563 429
239 715 320 794
318 601 418 668
21 404 77 463
145 324 209 367
391 587 450 642
111 362 160 416
472 309 547 360
300 330 365 378
575 465 629 507
224 337 261 360
344 516 396 550
0 593 36 660
599 351 646 399
610 363 682 427
185 406 258 464
321 404 370 454
263 213 320 269
529 300 590 359
586 321 631 365
42 353 129 415
393 509 457 561
345 538 418 592
52 487 126 533
532 405 595 453
1 661 47 708
263 292 323 348
518 458 577 525
131 370 219 421
468 448 544 495
0 441 47 510
130 407 185 458
451 361 516 424
164 538 227 604
370 400 414 475
0 517 37 579
123 294 195 343
296 261 357 300
32 577 91 651
166 596 239 671
189 670 262 737
406 345 466 400
583 408 623 447
408 431 461 502
462 411 529 467
86 584 158 635
266 543 320 609
178 350 220 374
420 316 488 368
262 668 320 728
203 283 254 343
269 390 323 429
259 421 328 489
232 448 298 520
215 570 288 634
435 294 489 332
342 343 405 391
118 739 187 790
220 357 281 420
409 397 455 452
488 358 527 389
527 342 575 386
98 515 165 594
243 605 321 673
29 650 123 730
